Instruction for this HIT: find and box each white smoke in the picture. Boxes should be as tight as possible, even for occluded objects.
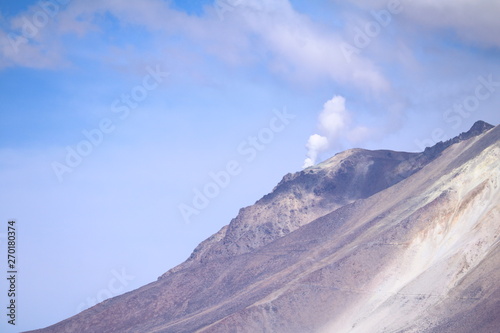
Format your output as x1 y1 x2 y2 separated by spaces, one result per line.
303 134 329 168
302 95 350 168
318 95 350 135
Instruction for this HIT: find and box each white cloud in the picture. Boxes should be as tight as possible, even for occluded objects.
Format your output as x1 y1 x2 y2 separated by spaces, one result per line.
230 0 389 92
0 2 69 70
0 0 390 93
342 0 500 49
404 0 500 49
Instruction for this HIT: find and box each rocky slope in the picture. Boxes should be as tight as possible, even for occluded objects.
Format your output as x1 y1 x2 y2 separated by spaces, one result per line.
26 121 499 333
167 121 494 272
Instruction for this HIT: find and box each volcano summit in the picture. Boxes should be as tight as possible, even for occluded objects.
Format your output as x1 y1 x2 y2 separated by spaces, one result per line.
28 121 500 333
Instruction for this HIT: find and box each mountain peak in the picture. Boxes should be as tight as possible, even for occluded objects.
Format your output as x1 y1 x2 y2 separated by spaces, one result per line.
184 121 496 265
423 120 494 156
26 123 500 333
467 120 494 136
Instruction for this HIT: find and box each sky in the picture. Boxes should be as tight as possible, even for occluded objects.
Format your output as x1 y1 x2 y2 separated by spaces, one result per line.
0 0 499 331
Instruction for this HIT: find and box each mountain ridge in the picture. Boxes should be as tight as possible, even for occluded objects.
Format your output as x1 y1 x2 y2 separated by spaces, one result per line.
164 120 494 276
26 120 499 333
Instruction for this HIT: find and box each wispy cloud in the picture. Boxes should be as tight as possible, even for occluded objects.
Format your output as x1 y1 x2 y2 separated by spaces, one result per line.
341 0 500 49
0 0 390 93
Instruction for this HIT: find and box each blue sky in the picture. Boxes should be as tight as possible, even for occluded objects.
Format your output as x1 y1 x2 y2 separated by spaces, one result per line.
0 0 500 331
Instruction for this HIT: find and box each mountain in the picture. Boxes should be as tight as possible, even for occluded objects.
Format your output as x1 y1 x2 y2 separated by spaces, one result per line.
27 121 499 333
